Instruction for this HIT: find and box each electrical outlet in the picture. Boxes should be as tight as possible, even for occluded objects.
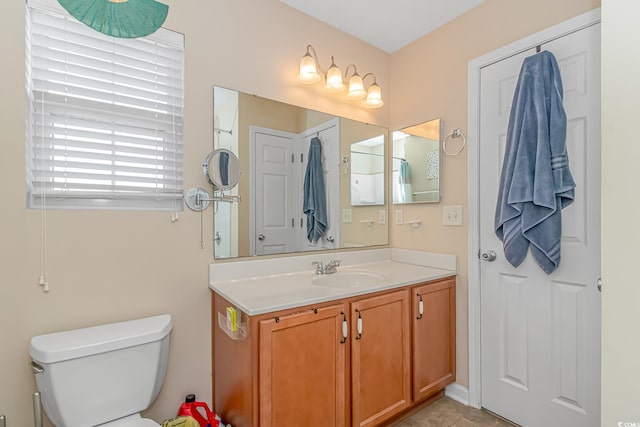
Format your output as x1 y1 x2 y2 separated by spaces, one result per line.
443 205 463 226
378 210 386 224
342 208 352 223
395 209 403 225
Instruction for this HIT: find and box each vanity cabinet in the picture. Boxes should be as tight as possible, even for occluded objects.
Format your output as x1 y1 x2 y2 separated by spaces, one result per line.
212 276 454 427
351 290 410 426
258 304 347 427
411 277 456 402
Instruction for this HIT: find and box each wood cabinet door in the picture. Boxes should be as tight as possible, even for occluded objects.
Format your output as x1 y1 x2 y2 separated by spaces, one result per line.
259 304 347 427
351 289 411 427
412 277 456 402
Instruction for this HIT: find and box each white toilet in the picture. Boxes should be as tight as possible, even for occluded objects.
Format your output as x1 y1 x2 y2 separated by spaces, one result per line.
29 314 172 427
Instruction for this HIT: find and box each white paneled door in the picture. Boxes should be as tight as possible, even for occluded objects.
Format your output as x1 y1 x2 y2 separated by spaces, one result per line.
253 128 297 255
479 24 601 426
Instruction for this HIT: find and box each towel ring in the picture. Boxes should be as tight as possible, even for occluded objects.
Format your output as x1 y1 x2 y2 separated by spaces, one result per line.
443 129 466 156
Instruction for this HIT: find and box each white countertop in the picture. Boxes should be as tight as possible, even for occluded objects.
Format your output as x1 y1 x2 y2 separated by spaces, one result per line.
209 248 456 316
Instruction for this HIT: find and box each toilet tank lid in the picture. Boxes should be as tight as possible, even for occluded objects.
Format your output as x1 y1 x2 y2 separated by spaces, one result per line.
29 314 172 364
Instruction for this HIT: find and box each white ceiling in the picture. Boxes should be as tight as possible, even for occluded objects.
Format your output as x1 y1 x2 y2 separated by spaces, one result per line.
280 0 486 53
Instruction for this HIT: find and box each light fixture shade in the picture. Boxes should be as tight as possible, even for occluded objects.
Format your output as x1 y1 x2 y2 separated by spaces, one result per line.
297 53 321 84
347 73 366 100
365 82 384 108
325 59 345 93
57 0 169 38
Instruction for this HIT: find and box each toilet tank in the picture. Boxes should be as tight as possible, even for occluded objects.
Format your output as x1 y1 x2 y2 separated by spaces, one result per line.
29 315 172 427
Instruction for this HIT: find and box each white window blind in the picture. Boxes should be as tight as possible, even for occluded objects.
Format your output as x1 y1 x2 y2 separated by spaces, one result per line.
25 0 184 210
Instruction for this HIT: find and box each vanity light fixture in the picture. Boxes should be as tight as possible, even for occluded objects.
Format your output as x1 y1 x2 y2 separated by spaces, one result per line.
325 57 345 93
346 70 366 99
297 44 384 108
363 74 384 108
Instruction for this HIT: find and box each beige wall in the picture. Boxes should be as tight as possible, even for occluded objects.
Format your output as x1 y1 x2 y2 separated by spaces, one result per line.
0 0 388 424
390 0 599 389
601 0 640 423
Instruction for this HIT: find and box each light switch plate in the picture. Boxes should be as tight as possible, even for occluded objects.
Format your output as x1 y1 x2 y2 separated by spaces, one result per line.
378 210 386 224
443 205 463 226
342 209 352 223
395 209 403 225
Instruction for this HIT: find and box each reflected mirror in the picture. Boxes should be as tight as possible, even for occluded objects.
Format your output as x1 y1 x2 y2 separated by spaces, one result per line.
213 86 389 259
350 135 385 206
392 118 441 204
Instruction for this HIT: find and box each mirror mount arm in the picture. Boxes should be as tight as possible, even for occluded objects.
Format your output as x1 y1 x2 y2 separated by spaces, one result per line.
185 187 240 212
205 193 241 204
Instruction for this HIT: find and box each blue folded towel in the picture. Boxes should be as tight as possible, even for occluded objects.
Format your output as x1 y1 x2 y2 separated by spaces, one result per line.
303 137 328 243
494 50 575 274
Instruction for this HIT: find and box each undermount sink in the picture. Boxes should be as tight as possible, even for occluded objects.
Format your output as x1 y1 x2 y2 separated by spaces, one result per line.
312 270 388 288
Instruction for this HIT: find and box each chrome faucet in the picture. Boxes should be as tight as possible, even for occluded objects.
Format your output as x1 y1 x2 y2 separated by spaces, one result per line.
313 260 341 275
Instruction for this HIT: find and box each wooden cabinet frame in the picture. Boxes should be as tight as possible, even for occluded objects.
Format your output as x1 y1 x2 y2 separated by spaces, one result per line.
212 276 456 427
351 290 411 426
411 277 456 402
259 305 347 427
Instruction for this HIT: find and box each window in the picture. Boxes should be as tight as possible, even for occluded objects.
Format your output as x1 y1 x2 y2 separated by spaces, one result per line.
25 0 184 210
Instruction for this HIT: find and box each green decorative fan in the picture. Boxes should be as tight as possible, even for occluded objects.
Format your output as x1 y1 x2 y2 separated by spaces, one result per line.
57 0 169 38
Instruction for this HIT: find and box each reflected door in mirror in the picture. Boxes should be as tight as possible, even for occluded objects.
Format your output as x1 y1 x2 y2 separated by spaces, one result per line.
252 128 297 255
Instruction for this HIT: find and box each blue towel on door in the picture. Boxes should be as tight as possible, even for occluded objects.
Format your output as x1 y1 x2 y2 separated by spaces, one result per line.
303 137 328 243
494 50 575 274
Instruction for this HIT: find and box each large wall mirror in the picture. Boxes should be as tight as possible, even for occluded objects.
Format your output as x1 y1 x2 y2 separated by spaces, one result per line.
213 86 389 259
392 118 441 204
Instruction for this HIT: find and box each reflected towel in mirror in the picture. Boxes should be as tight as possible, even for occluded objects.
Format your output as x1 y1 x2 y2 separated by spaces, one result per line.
399 159 411 184
303 137 328 242
395 159 413 203
219 150 229 186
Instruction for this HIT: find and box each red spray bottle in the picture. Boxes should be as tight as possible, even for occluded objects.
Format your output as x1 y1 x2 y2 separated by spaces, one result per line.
177 394 220 427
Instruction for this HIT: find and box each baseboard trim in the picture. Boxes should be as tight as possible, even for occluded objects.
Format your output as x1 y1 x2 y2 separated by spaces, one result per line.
445 383 470 406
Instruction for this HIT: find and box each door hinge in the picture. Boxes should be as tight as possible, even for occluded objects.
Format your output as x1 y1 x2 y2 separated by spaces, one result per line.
300 153 304 163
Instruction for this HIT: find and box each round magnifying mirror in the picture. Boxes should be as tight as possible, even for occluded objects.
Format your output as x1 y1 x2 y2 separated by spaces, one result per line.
203 148 241 190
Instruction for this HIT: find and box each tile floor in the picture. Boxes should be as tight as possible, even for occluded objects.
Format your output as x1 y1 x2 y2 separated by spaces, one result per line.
393 397 517 427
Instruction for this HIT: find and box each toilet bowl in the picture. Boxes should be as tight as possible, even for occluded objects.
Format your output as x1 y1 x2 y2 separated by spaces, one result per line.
29 314 172 427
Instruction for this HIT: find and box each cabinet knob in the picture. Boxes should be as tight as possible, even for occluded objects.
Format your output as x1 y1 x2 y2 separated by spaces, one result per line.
355 309 363 340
